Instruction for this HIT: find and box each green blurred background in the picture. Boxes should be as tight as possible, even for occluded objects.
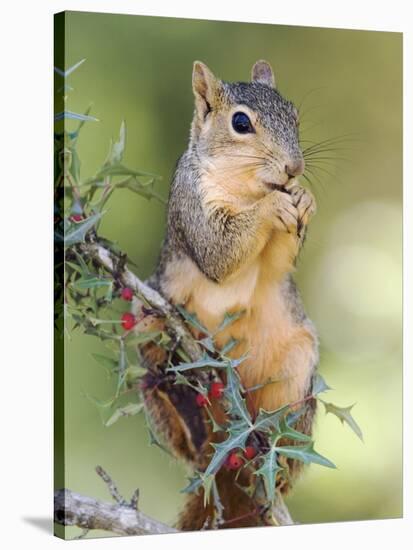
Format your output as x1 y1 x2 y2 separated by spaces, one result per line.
59 11 402 537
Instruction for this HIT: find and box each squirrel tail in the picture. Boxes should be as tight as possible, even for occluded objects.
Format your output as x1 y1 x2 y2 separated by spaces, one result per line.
176 468 265 531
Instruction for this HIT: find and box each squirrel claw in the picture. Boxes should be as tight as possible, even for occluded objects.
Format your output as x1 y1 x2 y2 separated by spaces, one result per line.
291 186 316 229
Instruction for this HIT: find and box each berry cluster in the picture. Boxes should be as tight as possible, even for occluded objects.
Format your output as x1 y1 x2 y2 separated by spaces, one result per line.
195 380 225 408
119 288 136 329
194 378 259 470
225 446 258 470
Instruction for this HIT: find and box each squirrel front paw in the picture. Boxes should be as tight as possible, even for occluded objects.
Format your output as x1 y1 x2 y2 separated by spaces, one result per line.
272 191 299 234
290 185 316 237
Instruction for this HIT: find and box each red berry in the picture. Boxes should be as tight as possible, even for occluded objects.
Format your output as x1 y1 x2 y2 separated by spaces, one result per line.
70 214 83 222
243 446 257 460
209 381 225 399
195 393 208 407
226 452 244 470
121 287 134 301
121 312 136 330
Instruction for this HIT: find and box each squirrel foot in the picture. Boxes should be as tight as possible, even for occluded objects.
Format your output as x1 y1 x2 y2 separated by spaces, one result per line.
290 185 316 237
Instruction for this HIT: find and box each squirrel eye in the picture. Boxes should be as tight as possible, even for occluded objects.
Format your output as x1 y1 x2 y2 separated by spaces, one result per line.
232 111 254 134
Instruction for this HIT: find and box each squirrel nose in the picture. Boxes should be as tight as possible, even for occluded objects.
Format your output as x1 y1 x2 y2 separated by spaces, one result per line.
285 158 305 179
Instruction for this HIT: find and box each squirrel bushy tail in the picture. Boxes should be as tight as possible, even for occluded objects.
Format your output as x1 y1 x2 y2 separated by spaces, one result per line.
177 469 262 530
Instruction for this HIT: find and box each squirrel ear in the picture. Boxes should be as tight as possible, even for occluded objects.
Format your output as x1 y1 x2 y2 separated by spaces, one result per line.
192 61 220 118
251 60 276 88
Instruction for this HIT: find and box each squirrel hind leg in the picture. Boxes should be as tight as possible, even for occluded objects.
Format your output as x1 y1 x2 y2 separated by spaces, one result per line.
141 372 209 465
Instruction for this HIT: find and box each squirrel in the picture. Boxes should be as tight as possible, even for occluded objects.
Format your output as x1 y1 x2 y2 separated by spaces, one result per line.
136 60 318 530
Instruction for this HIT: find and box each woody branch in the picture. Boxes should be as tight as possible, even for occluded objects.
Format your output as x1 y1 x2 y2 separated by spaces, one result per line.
80 239 202 362
54 466 177 536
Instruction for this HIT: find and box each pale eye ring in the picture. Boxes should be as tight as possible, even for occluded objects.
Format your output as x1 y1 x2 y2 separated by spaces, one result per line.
232 111 254 134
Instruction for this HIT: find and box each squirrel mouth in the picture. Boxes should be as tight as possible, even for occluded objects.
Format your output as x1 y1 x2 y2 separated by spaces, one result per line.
265 182 291 194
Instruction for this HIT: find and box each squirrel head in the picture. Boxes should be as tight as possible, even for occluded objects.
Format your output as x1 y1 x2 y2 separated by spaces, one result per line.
190 60 304 202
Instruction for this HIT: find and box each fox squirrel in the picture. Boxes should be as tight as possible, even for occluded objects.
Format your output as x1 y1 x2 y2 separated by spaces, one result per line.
136 60 318 530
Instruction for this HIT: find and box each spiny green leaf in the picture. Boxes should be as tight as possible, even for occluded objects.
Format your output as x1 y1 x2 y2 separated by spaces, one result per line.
227 355 249 369
173 372 205 394
124 330 164 347
285 405 308 427
277 416 312 443
176 305 210 334
254 405 290 432
320 400 363 441
54 58 86 78
103 120 126 166
199 336 215 353
72 276 111 290
173 371 194 388
220 337 238 356
157 331 172 346
55 110 99 122
104 281 113 302
105 402 144 426
87 318 120 326
118 177 165 204
82 324 120 341
95 164 158 179
167 356 227 373
64 211 105 247
275 442 336 469
181 474 203 494
175 348 191 364
115 340 127 397
125 365 147 380
75 104 94 133
312 373 332 395
216 310 245 333
202 475 214 506
116 175 159 189
65 261 83 275
205 427 250 477
244 375 284 394
69 148 81 183
254 447 284 503
72 248 91 276
225 365 253 427
82 392 116 410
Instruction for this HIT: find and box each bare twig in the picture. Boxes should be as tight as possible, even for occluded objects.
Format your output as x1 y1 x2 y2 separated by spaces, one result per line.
54 466 177 537
95 465 127 505
54 488 177 536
